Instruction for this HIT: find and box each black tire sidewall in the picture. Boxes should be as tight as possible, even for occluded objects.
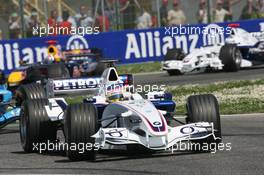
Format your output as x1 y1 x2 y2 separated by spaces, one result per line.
167 70 182 76
64 103 99 161
20 99 56 153
16 84 46 106
187 94 221 139
164 48 185 61
220 44 242 72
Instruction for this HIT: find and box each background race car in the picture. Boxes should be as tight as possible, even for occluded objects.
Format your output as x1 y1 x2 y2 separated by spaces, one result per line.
7 41 113 93
162 27 264 76
46 40 114 76
62 48 112 77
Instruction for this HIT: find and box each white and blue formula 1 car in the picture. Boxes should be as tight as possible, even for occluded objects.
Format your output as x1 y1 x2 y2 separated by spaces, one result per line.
162 27 264 75
19 67 221 161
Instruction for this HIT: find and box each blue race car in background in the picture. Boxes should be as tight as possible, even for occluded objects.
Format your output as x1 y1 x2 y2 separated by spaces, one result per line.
0 70 20 129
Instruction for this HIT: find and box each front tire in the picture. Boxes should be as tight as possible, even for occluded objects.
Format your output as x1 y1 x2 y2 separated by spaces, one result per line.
64 103 99 161
219 44 242 72
20 99 57 153
186 94 221 151
164 49 185 76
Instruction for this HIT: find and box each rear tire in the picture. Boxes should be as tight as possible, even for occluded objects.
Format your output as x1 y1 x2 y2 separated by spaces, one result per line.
16 83 46 106
164 49 185 61
167 70 182 76
64 103 99 161
219 44 242 72
20 99 57 153
186 94 221 151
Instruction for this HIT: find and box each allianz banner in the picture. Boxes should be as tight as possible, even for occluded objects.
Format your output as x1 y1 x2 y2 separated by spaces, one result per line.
0 19 263 74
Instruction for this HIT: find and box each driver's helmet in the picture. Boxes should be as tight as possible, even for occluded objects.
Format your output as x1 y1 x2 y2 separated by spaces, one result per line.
105 83 125 102
107 92 124 102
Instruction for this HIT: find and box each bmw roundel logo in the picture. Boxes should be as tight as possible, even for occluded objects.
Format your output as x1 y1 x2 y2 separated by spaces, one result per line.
153 121 161 126
180 126 195 134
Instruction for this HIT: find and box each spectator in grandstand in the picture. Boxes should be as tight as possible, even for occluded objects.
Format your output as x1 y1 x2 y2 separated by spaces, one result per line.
240 0 258 20
49 12 73 30
136 7 152 29
95 9 110 32
197 0 208 23
75 5 93 27
257 0 264 18
120 0 140 29
8 12 21 39
222 0 241 21
105 0 117 31
159 0 168 26
47 10 60 35
54 11 76 29
24 8 40 37
167 0 186 26
151 11 158 28
48 10 59 27
59 10 72 35
213 0 231 23
67 16 77 28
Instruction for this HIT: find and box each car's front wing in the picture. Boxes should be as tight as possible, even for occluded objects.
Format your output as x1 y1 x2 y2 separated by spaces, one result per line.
92 122 220 150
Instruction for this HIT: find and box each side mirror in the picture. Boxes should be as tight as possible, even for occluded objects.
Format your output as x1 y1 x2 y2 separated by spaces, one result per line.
121 110 133 117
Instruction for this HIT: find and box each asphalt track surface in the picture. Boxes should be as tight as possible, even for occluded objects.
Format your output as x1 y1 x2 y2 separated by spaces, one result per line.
0 114 263 174
134 67 264 86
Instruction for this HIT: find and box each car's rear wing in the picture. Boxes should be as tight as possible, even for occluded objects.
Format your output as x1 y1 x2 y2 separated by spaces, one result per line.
46 74 133 97
63 49 97 55
62 49 119 62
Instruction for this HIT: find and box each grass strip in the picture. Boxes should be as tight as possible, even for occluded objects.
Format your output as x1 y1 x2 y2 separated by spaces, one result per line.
65 79 264 115
117 62 161 74
169 79 264 114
